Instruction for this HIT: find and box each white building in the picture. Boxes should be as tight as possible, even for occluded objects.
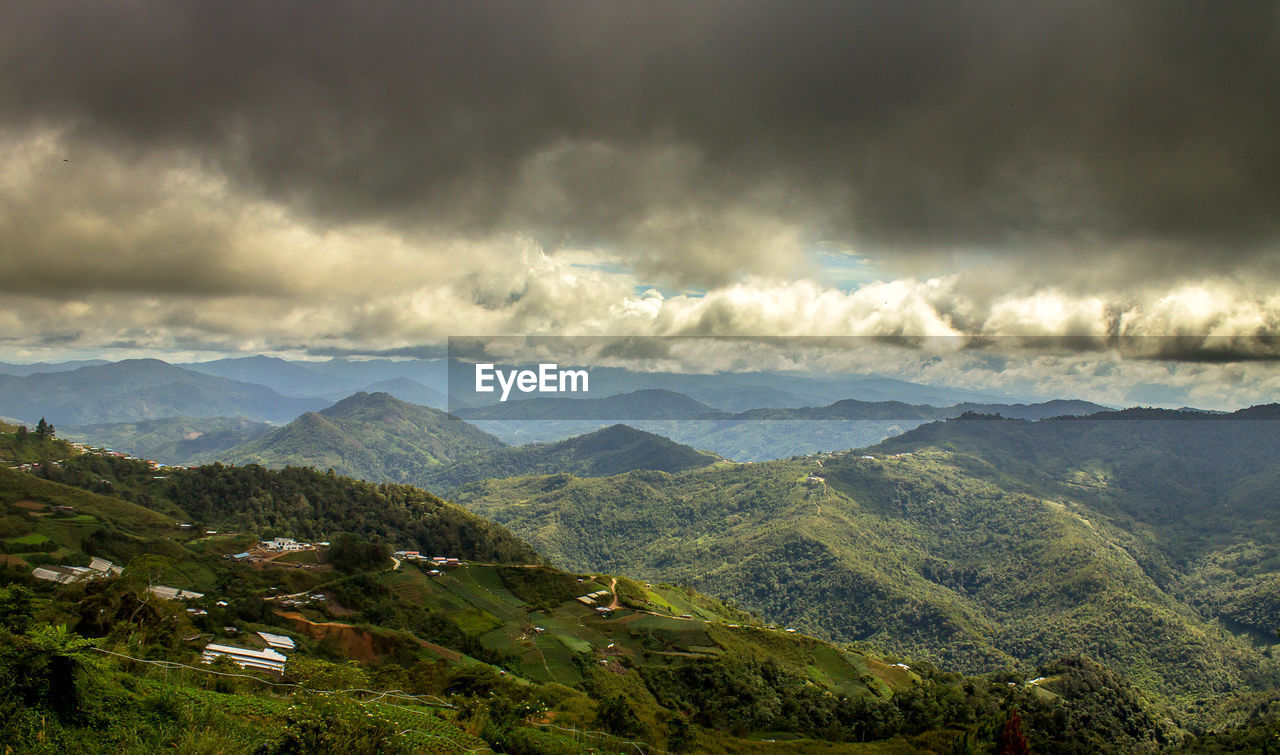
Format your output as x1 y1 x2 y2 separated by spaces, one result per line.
255 631 297 651
31 566 86 584
88 557 123 576
147 585 205 601
202 643 287 674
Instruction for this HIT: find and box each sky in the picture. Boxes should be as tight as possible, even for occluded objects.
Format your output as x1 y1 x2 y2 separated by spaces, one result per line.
2 1 1279 407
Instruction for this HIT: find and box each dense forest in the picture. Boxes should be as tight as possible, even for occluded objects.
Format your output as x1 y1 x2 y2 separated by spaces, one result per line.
454 416 1280 724
33 452 540 565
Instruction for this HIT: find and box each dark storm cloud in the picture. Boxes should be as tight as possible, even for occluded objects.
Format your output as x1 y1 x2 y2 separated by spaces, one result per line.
1115 335 1280 362
2 0 1280 286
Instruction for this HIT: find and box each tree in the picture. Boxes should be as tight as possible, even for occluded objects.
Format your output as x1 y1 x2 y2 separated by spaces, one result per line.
667 715 693 752
996 708 1032 755
15 425 28 443
35 417 54 438
0 585 35 633
327 533 389 573
597 695 642 738
24 624 102 714
124 554 173 591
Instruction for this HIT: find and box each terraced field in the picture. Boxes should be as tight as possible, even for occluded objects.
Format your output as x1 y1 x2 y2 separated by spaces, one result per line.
369 561 897 705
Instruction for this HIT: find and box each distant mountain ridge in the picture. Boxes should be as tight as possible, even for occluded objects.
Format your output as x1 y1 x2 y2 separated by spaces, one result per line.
63 416 274 465
1046 403 1280 420
458 391 1109 422
179 355 353 396
421 423 721 492
730 397 1111 420
449 361 1015 409
0 359 109 376
181 355 448 402
316 377 446 408
455 388 718 420
466 397 1115 461
213 392 724 491
0 359 325 426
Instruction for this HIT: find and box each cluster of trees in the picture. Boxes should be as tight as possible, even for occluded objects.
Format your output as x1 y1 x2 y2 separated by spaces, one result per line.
14 417 56 443
167 464 542 564
36 455 541 565
1 418 71 465
326 533 390 574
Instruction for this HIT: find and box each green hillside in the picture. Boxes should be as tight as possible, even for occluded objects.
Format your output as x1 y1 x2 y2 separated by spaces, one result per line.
30 453 539 568
216 392 505 482
452 416 1280 713
0 419 77 465
0 446 1190 753
13 434 1259 751
422 424 721 493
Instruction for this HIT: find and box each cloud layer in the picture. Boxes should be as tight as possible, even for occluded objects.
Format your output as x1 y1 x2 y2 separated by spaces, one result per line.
1 0 1279 399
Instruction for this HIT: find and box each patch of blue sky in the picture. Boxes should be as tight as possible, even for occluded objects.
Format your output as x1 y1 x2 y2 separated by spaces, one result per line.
564 257 700 299
805 247 885 290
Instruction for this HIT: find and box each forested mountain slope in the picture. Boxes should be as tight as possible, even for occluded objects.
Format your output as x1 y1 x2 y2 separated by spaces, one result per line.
215 392 505 481
453 412 1280 706
1 440 1198 753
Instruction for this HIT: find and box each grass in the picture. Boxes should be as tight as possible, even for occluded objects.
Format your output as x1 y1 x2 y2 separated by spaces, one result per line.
0 468 181 537
535 634 584 685
276 549 319 564
4 532 50 547
451 606 503 636
554 633 592 654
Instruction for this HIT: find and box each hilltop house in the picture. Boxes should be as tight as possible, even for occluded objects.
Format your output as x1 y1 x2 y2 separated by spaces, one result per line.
262 537 308 552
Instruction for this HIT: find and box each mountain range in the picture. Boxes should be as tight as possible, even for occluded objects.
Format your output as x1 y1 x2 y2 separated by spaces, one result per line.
5 397 1280 749
205 392 722 493
466 396 1113 461
180 355 448 406
0 359 326 426
0 359 110 376
451 408 1280 704
455 388 719 420
446 359 1016 410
